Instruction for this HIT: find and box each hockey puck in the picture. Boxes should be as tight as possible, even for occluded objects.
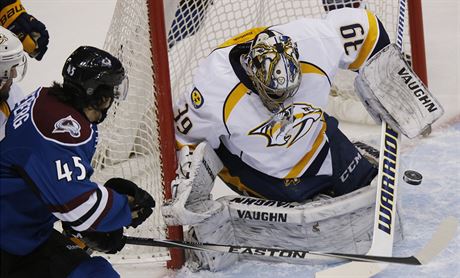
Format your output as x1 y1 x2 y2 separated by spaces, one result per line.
403 170 423 185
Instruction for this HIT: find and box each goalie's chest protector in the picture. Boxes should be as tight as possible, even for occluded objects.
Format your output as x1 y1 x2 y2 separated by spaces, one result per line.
183 9 376 179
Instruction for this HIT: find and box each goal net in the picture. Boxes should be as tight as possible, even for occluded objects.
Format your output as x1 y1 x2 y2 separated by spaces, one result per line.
91 0 427 268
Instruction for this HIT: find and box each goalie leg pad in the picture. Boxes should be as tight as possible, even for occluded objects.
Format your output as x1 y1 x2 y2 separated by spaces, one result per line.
185 183 404 270
355 44 444 138
184 208 238 272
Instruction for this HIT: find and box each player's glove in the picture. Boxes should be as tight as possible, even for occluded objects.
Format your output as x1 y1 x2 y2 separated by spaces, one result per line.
62 224 125 254
0 0 49 60
104 178 155 228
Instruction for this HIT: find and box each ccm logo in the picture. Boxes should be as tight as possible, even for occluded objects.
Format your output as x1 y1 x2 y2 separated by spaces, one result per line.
339 152 363 182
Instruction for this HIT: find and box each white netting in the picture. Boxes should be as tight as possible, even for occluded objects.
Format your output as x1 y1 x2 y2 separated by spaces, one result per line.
91 0 169 262
91 0 414 264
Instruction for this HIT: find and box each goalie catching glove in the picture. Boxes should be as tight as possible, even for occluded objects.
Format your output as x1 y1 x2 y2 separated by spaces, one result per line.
355 44 444 138
162 142 224 225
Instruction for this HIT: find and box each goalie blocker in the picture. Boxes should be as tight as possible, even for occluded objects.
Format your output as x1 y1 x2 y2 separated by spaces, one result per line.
161 142 404 271
355 44 444 139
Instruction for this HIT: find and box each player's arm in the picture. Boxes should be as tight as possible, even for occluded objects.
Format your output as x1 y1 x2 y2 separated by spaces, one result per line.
0 0 49 60
16 145 154 253
326 8 390 71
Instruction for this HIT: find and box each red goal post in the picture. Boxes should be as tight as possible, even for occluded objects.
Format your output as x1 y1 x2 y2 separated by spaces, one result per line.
92 0 428 269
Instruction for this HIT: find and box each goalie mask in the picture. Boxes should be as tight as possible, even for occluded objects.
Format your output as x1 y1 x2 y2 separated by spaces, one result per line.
0 27 27 98
62 46 129 108
243 30 301 113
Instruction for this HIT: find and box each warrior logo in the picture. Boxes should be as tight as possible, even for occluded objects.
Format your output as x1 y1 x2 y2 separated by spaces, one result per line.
53 115 81 138
249 103 322 147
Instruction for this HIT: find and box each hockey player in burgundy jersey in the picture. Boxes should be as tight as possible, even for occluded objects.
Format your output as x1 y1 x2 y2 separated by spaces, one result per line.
0 46 155 277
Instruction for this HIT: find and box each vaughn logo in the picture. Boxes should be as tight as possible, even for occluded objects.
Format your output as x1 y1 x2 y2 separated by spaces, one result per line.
231 197 296 208
249 103 322 147
398 66 439 113
237 209 287 223
53 115 81 138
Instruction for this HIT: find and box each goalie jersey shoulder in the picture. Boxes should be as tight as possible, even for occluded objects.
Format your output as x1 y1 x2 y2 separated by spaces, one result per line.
324 8 390 70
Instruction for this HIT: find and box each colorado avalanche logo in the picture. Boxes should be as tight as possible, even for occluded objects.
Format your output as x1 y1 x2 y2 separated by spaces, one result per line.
52 115 81 138
249 103 322 147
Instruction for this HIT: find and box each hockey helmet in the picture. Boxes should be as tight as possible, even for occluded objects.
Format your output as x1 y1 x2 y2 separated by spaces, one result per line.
62 46 128 105
243 30 301 112
0 26 27 88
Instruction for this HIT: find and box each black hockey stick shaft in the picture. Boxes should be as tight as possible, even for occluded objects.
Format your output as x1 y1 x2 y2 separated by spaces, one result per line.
124 236 423 265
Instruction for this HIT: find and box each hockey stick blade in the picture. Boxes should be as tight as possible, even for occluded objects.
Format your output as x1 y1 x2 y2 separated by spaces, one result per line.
315 216 458 277
125 216 457 266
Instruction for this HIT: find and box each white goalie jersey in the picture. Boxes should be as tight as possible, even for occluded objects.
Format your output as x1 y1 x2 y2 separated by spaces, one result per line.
174 8 389 179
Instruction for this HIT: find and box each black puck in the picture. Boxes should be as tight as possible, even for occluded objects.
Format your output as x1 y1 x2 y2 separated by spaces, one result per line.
403 170 423 185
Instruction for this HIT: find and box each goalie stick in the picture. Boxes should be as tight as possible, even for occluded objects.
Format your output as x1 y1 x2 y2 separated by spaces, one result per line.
316 0 435 277
125 216 457 266
316 0 406 275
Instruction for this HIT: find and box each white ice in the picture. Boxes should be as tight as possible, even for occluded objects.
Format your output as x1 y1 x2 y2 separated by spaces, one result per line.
20 0 459 277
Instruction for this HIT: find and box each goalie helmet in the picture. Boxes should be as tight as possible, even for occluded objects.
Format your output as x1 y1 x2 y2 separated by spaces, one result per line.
62 46 128 106
0 26 27 91
243 30 301 112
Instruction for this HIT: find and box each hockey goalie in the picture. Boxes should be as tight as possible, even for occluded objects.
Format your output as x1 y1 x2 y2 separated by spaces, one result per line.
162 6 444 271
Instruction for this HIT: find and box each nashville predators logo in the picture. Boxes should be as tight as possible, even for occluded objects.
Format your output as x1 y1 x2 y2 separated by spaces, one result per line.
52 115 81 138
249 103 322 147
191 88 204 109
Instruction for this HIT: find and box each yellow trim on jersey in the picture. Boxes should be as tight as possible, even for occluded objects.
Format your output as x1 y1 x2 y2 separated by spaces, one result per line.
0 101 11 117
219 167 266 198
348 10 379 70
217 27 267 49
284 117 327 179
300 61 331 85
175 140 197 150
301 63 326 76
224 82 249 123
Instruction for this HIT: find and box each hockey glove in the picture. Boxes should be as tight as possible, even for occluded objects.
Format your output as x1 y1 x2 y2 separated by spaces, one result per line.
0 0 49 60
62 224 125 254
104 178 155 228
